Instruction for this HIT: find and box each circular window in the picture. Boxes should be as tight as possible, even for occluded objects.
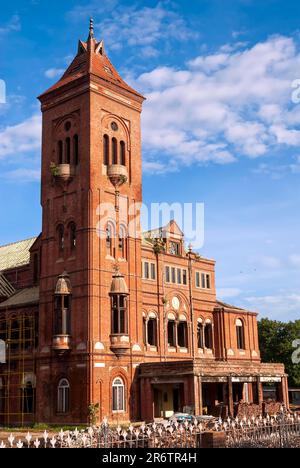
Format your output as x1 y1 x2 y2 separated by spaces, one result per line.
64 121 71 132
111 122 118 131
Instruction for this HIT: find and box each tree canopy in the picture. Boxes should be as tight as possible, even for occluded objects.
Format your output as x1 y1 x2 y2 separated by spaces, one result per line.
258 318 300 387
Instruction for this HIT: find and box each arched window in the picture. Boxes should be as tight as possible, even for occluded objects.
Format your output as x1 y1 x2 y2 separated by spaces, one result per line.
120 141 126 166
57 225 64 253
167 320 176 347
58 140 63 164
22 381 35 414
147 317 157 346
112 137 118 164
54 294 71 336
177 320 188 348
106 223 115 257
197 322 204 349
73 134 79 165
103 134 109 166
112 377 125 412
119 225 127 259
69 223 76 251
236 319 245 350
57 378 70 413
65 137 71 164
204 322 213 349
111 295 127 335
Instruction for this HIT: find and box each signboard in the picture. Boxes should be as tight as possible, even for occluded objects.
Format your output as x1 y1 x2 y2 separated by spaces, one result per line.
231 377 256 383
260 377 282 383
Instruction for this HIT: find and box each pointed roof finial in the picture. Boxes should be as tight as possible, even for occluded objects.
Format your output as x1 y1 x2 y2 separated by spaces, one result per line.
88 17 94 40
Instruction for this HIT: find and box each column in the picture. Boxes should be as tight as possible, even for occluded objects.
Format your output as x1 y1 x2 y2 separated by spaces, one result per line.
198 376 203 416
280 376 289 408
194 375 203 415
257 376 263 407
141 378 153 422
228 376 234 417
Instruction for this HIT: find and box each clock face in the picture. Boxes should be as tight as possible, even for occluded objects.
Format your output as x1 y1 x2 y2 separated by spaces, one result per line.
172 297 180 310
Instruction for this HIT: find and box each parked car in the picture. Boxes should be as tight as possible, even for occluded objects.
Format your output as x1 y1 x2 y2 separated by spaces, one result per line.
169 413 195 423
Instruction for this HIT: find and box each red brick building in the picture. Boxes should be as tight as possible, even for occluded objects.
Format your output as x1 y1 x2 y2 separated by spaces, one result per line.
0 22 288 426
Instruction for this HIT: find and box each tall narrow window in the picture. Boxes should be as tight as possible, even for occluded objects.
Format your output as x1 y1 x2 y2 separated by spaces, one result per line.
178 321 188 348
58 140 63 164
111 295 128 335
54 294 71 336
236 319 245 350
65 137 71 164
21 382 35 414
168 320 176 347
112 378 125 412
73 134 79 165
112 137 118 164
151 263 156 280
204 323 213 349
103 134 109 166
57 225 64 253
120 141 126 166
171 267 176 284
57 378 70 413
69 223 76 251
119 225 127 259
165 266 170 283
147 318 157 346
197 322 204 349
106 223 115 257
177 269 182 284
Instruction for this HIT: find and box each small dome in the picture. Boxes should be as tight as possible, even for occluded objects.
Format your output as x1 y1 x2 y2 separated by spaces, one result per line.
110 270 129 295
55 271 72 295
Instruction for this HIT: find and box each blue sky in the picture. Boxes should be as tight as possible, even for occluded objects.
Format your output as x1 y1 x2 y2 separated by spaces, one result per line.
0 0 300 321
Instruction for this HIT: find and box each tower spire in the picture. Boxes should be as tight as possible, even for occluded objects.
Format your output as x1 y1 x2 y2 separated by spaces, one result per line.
88 17 94 40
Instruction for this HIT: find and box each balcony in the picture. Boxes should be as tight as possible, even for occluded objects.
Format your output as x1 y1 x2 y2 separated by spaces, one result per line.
51 163 75 182
110 334 130 357
107 165 128 188
52 334 71 352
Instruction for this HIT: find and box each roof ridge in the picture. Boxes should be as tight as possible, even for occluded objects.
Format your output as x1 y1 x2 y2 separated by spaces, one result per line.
0 236 37 250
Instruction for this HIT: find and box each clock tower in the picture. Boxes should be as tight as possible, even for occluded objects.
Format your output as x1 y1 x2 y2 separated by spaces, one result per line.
36 20 145 423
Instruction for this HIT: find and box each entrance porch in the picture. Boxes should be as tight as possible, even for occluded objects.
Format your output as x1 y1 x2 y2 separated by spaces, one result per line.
139 360 289 422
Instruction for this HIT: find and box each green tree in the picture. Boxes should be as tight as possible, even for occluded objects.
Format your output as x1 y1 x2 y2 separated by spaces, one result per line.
258 318 300 387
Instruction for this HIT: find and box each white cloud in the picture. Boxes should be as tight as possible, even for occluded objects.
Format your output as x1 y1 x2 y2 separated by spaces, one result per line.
66 0 118 21
218 288 242 299
245 293 300 321
259 256 282 269
127 35 300 172
0 15 21 34
45 68 64 79
2 168 40 182
253 154 300 179
289 254 300 268
93 2 197 57
0 115 41 159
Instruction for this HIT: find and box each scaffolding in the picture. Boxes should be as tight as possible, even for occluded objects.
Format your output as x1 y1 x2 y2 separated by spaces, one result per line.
0 312 36 427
